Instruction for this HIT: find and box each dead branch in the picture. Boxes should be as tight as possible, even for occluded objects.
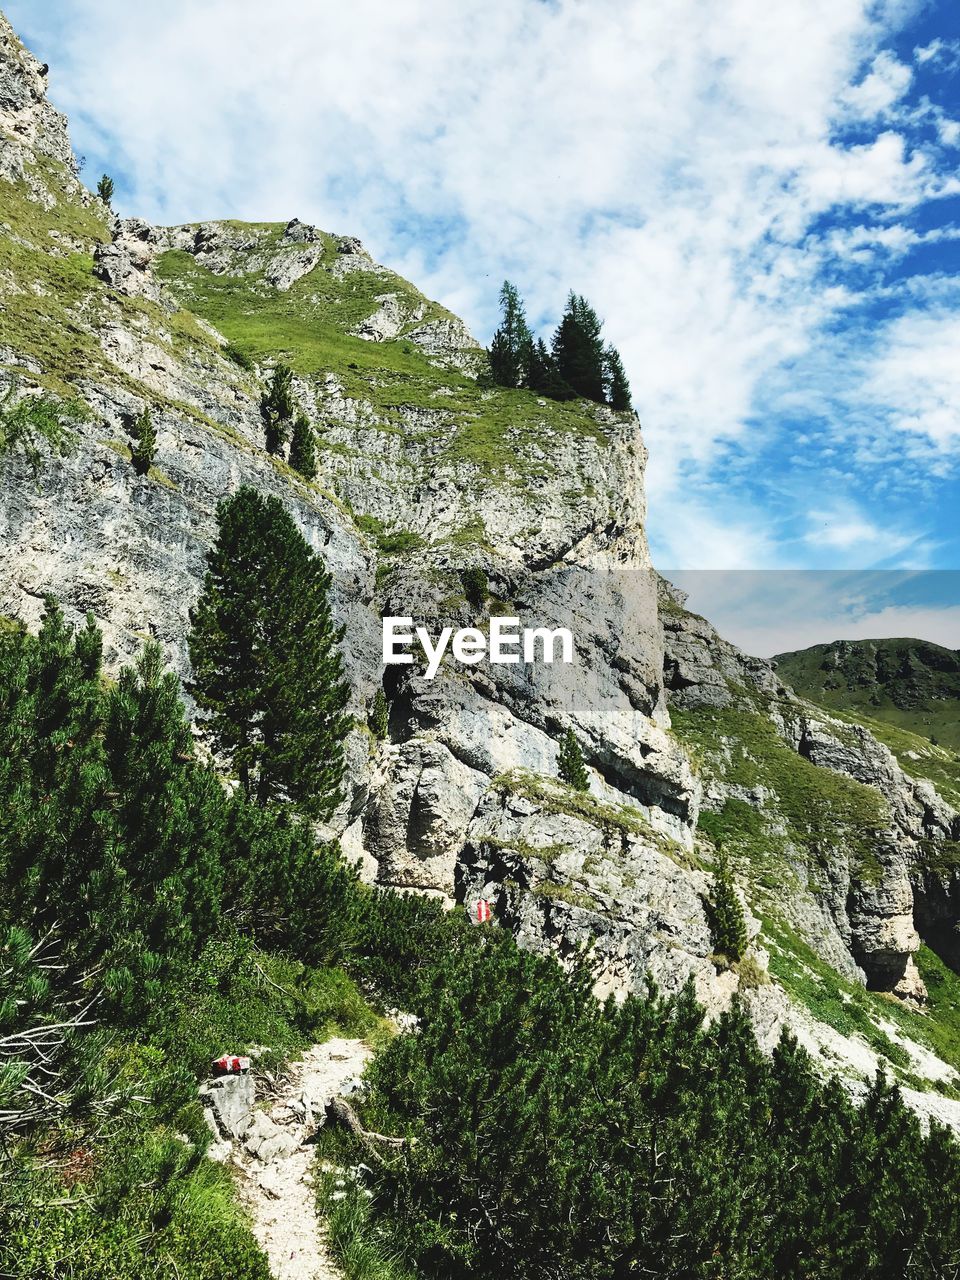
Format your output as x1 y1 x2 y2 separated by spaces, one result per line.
325 1095 416 1165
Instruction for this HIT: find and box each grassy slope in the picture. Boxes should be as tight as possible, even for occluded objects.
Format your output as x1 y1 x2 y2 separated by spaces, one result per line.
672 699 890 885
671 691 960 1086
0 157 237 409
775 638 960 751
0 155 111 392
155 237 624 490
773 637 960 818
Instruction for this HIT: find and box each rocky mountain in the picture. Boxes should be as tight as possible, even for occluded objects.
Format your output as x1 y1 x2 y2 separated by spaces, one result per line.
775 637 960 751
3 8 960 1127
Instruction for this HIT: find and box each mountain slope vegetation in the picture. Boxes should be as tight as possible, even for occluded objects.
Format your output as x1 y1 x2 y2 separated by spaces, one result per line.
3 9 960 1277
776 638 960 750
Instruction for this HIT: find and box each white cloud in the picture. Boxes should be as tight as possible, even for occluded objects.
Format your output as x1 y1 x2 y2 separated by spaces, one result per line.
858 310 960 451
729 601 960 658
803 503 935 564
824 222 960 262
666 570 960 656
915 38 960 70
841 51 913 117
648 498 781 571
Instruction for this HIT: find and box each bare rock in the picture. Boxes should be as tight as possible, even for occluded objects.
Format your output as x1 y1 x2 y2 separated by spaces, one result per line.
199 1071 255 1141
243 1111 299 1163
94 217 163 302
284 217 320 243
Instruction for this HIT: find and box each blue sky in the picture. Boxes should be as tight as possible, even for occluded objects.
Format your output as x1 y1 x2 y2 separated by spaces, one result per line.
5 1 960 649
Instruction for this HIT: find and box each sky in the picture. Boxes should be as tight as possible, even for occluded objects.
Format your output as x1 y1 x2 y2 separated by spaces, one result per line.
6 0 960 651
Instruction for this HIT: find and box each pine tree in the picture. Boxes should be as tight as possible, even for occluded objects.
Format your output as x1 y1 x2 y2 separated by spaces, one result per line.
188 486 351 818
552 293 606 403
289 414 317 480
96 174 114 206
604 345 632 411
369 688 389 740
527 338 575 401
487 280 534 388
488 330 515 388
130 405 156 476
558 728 589 791
101 643 226 962
261 363 295 455
706 845 748 962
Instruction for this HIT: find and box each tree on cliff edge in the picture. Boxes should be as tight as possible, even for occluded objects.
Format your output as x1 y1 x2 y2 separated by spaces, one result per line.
488 280 534 388
188 486 350 819
706 845 748 962
558 728 590 792
261 362 295 455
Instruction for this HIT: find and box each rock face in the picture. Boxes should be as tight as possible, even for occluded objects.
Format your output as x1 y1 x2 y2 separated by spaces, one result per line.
0 11 76 176
457 776 742 1011
659 578 960 1004
3 11 960 1108
94 217 164 301
199 1071 256 1144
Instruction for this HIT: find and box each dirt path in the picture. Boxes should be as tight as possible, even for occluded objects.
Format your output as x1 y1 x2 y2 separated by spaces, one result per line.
234 1037 373 1280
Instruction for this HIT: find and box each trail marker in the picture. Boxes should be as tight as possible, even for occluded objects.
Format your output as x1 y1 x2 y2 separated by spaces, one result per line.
212 1054 251 1075
476 899 491 923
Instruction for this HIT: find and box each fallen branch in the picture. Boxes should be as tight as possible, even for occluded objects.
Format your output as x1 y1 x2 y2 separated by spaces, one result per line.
325 1096 416 1165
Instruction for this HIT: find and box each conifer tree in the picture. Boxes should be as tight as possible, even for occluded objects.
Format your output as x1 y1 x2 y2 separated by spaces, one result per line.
604 345 633 411
261 362 295 455
706 845 748 962
101 643 226 961
488 280 534 388
558 728 589 791
130 405 156 476
527 338 575 401
96 174 114 206
552 293 606 402
289 414 317 480
488 329 515 389
188 486 351 818
369 688 389 740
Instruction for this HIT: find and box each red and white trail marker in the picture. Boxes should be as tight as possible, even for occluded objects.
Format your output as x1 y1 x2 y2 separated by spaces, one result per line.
212 1054 251 1075
476 899 492 923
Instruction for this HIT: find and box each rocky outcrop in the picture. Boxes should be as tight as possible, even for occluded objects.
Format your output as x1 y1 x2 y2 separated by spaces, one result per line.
458 776 746 1010
200 1070 256 1145
0 11 77 176
157 220 329 291
94 217 164 302
659 577 960 1004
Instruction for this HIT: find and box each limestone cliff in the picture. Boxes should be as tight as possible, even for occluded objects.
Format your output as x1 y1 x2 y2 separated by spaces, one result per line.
3 9 960 1122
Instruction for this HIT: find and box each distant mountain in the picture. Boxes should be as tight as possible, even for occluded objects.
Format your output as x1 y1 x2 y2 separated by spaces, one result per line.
774 637 960 750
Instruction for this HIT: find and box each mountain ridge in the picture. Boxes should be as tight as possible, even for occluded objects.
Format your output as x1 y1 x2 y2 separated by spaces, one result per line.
775 636 960 751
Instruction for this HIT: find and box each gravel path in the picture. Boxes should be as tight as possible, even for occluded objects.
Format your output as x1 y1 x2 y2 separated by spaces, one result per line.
234 1037 373 1280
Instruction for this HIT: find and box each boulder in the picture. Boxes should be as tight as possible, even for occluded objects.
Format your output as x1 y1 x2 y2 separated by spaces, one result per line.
199 1071 255 1141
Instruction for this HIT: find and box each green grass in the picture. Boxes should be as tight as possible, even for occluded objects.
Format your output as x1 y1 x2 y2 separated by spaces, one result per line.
314 1127 415 1280
763 917 960 1087
532 880 601 910
0 158 245 423
155 242 624 488
354 514 426 555
775 638 960 751
491 768 695 866
673 703 890 883
0 160 109 393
